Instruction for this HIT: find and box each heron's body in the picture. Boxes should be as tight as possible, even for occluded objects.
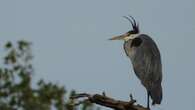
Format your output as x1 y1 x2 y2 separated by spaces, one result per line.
110 16 163 109
124 34 162 105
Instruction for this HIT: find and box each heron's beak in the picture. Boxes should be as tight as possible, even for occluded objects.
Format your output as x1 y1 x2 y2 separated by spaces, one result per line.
109 34 128 40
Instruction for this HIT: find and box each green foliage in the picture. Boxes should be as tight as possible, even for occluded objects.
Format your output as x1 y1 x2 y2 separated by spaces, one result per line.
0 41 94 110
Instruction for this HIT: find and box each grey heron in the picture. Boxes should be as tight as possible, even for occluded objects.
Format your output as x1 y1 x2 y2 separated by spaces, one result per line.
109 16 162 109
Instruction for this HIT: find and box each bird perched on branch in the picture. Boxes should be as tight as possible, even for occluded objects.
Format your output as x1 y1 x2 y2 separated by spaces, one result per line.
109 16 162 109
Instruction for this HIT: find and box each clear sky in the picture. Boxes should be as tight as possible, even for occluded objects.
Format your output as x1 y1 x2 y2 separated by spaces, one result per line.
0 0 195 110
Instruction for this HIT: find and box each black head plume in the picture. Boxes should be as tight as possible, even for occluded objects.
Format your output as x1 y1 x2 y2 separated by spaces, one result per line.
123 15 139 34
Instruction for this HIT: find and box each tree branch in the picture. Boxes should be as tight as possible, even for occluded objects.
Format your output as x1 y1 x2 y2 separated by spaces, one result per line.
71 93 148 110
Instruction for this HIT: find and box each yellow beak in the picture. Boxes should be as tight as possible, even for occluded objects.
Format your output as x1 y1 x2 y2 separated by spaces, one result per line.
109 33 129 40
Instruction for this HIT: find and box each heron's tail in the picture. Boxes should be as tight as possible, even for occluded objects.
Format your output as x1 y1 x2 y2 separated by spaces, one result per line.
150 84 162 105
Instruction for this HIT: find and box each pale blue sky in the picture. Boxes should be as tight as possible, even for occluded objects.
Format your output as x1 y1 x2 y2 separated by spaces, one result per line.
0 0 195 110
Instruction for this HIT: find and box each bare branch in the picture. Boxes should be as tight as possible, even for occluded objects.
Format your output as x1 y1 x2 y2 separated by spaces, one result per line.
71 93 148 110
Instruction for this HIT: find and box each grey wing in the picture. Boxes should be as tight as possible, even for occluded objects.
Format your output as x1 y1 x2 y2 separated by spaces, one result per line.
131 35 163 104
132 35 162 90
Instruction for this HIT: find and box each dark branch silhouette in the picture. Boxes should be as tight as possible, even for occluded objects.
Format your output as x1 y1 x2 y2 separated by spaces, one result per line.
71 93 148 110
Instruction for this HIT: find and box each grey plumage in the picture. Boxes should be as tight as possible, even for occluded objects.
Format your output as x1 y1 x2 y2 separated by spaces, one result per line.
124 34 162 105
110 16 163 109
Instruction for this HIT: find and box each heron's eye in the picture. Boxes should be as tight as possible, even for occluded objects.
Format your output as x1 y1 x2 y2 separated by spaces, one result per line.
128 30 138 35
127 31 132 36
131 38 142 47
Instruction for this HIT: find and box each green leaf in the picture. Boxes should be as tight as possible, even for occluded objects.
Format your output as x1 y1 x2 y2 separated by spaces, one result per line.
5 41 12 49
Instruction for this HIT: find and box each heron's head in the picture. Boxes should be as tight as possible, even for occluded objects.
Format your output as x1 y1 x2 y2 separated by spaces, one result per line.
109 16 139 41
